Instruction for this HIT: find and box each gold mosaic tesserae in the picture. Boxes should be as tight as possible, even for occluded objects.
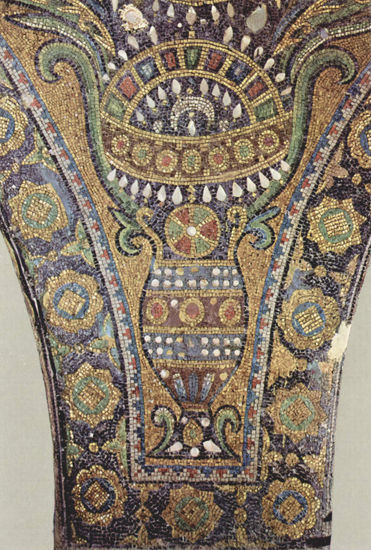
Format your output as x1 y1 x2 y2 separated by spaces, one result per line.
0 1 370 548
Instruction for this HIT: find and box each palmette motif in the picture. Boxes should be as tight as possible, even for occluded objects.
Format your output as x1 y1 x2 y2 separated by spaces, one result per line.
0 1 370 548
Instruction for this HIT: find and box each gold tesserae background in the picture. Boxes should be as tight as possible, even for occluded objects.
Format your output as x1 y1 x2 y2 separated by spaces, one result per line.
0 232 370 550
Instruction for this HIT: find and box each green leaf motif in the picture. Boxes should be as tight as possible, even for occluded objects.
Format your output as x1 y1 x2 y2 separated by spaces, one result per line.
103 418 128 476
62 220 95 267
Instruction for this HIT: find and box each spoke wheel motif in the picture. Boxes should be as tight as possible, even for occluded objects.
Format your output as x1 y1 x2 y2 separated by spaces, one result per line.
165 204 220 258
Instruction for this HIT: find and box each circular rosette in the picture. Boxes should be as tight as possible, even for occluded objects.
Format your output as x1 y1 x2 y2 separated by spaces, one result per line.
62 361 121 427
165 204 220 258
262 478 320 539
42 270 104 334
182 149 202 174
9 181 68 242
179 298 205 327
258 129 280 154
0 95 28 157
219 298 242 326
267 383 326 444
72 465 126 526
233 138 254 164
156 149 178 174
162 486 222 543
208 146 230 172
145 298 169 325
277 288 340 351
132 142 153 167
111 134 130 157
307 196 365 255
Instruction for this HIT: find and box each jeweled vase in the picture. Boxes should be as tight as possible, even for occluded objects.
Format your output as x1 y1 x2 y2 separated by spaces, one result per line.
137 203 248 456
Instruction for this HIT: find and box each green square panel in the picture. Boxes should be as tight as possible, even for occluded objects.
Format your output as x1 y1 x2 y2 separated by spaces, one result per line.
104 94 126 121
254 99 277 122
